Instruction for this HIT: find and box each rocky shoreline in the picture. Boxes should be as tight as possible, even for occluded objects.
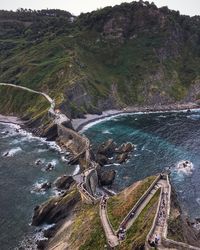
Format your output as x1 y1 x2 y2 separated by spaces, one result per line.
0 114 24 125
72 102 200 131
1 101 200 249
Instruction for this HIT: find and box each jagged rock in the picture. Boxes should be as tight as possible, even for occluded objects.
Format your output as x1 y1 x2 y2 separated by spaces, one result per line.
32 187 81 226
45 163 54 171
96 154 109 166
42 123 58 141
33 182 51 193
97 139 117 158
35 159 42 166
37 239 48 249
99 170 116 186
3 152 9 157
116 152 129 164
116 142 134 154
68 156 79 165
54 175 75 190
43 225 57 238
41 182 52 190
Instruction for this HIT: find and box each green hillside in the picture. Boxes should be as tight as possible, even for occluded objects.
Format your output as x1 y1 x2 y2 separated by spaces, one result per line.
0 1 200 120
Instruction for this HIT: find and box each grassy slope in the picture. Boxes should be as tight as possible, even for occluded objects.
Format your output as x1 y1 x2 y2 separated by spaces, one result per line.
67 204 106 250
120 188 161 250
0 4 200 120
47 176 159 250
0 85 50 123
107 175 156 230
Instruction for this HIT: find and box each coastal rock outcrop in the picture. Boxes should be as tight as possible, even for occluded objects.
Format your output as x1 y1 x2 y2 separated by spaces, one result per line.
42 123 58 141
116 142 134 154
32 186 81 226
116 152 129 164
97 139 117 158
96 140 134 166
54 175 75 190
96 154 109 166
99 169 116 186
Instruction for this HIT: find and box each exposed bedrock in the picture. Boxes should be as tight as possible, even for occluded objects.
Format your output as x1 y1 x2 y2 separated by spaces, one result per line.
96 140 134 166
54 175 75 190
97 139 117 158
98 169 116 186
32 184 80 226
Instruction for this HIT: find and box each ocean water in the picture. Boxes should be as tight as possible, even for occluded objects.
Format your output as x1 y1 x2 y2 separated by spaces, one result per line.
0 123 78 250
84 110 200 220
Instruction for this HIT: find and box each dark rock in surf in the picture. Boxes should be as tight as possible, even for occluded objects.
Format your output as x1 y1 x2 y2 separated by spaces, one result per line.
99 170 116 186
116 152 129 164
54 175 75 190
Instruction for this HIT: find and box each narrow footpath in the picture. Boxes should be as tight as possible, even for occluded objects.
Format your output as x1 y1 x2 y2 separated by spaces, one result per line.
99 196 119 248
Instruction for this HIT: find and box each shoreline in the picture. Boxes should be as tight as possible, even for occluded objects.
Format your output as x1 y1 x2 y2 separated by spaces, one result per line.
0 114 24 125
72 102 200 131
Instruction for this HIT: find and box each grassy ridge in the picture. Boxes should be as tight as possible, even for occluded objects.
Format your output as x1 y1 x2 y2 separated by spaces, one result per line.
69 204 106 250
107 176 157 230
0 86 49 119
120 188 161 250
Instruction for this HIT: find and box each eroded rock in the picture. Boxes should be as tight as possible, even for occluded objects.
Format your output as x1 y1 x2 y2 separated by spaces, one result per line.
97 139 116 158
99 170 116 186
32 187 81 226
116 142 134 154
116 152 129 164
54 175 75 190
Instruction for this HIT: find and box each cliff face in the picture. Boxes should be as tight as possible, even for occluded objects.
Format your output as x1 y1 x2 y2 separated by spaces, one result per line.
0 1 200 118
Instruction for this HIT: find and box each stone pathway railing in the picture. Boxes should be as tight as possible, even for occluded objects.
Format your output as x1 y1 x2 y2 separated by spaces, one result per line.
77 182 100 204
99 196 119 248
118 175 161 232
145 174 200 250
0 82 69 125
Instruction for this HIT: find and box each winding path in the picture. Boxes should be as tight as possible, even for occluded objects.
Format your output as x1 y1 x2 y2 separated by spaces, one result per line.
0 82 70 125
146 175 200 250
99 196 119 248
122 180 164 231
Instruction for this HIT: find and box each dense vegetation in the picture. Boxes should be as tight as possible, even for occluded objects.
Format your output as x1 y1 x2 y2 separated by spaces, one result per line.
0 1 200 119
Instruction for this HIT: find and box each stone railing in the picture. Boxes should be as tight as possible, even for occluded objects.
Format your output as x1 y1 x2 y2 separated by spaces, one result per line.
145 174 200 250
162 238 200 250
77 182 100 204
144 186 163 249
99 196 119 248
118 175 161 231
104 198 117 238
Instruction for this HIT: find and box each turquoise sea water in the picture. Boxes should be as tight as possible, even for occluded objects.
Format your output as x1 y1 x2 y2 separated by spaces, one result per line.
0 123 77 250
84 110 200 220
1 110 200 249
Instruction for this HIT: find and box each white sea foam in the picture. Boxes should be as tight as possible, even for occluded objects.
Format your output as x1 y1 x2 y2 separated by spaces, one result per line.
49 159 58 166
31 180 50 194
3 147 22 157
196 198 200 206
187 114 200 121
80 108 200 132
134 154 141 157
72 165 80 175
113 163 121 166
175 160 194 175
102 129 112 134
61 155 69 162
16 223 55 250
